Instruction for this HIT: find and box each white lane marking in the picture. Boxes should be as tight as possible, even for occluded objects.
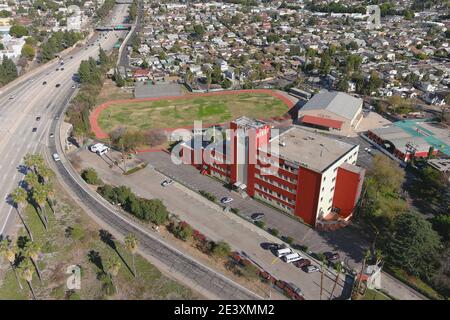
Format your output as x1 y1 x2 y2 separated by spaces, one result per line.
0 206 14 236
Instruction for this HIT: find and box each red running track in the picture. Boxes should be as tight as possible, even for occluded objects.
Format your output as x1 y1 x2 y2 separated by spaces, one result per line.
89 89 295 140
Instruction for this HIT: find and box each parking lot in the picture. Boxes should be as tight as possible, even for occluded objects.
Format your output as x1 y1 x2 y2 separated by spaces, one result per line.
73 148 351 300
138 152 370 271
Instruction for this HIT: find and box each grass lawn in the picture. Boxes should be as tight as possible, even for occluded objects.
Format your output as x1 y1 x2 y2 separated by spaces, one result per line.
0 177 197 300
97 92 289 133
362 289 391 300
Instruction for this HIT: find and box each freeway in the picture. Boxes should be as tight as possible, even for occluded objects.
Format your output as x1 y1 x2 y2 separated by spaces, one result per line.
0 4 129 236
0 4 261 300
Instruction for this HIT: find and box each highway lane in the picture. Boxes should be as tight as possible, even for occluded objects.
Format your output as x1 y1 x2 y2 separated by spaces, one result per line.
0 4 129 236
0 4 263 300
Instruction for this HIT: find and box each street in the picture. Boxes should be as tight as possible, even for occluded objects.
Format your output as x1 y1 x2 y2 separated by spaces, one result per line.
0 4 129 238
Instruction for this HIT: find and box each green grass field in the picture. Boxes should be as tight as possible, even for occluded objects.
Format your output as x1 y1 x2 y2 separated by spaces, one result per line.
97 92 289 132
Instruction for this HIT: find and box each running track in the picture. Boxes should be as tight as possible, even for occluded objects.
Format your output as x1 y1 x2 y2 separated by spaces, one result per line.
89 89 295 139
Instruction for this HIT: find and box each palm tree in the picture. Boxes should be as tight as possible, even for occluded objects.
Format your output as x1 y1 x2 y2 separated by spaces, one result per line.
36 164 51 183
0 240 22 290
105 256 121 295
11 187 33 241
124 234 138 278
329 262 343 300
24 172 40 190
23 153 37 174
23 241 42 282
18 260 36 300
32 185 49 230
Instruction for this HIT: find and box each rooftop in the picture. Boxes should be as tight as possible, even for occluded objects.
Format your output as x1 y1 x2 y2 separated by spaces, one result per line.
268 127 357 172
300 90 363 120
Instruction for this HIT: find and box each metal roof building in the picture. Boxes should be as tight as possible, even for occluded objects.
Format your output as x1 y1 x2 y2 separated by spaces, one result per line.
297 90 363 136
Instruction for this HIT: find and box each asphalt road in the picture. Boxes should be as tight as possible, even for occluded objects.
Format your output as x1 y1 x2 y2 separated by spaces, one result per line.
0 4 262 300
0 5 128 237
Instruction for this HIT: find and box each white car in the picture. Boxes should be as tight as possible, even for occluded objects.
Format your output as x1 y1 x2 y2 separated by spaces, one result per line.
52 153 60 162
161 179 174 187
221 197 233 204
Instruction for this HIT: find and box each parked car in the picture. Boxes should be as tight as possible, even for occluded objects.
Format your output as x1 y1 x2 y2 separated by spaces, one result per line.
36 116 41 121
324 252 340 261
52 153 60 162
294 258 311 269
220 197 233 204
250 213 265 222
42 81 47 85
161 179 174 187
303 265 320 273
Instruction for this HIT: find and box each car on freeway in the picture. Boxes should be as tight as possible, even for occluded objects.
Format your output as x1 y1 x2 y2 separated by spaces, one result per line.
72 85 76 89
42 81 47 85
36 116 41 121
56 68 59 71
250 213 265 222
52 153 60 162
221 197 233 204
324 252 340 261
161 179 174 187
55 116 59 120
61 67 64 71
303 265 320 273
49 133 54 138
9 95 15 99
32 127 37 133
293 258 311 269
55 84 61 88
70 56 73 59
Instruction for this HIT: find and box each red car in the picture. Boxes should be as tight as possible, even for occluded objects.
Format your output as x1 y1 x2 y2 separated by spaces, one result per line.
294 258 311 268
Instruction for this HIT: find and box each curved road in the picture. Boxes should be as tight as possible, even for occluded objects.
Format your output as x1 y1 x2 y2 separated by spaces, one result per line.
0 4 260 300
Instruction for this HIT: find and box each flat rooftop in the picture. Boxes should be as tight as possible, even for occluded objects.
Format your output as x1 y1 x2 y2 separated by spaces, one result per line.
234 116 267 130
267 127 356 172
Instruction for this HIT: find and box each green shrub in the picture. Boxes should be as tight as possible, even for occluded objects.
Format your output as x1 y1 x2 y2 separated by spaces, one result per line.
199 190 217 202
269 228 279 237
81 168 102 185
212 241 232 258
254 221 265 229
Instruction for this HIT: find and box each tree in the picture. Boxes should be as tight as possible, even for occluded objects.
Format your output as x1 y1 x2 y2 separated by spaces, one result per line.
9 25 28 38
32 184 49 230
105 256 121 295
98 47 108 65
81 168 101 185
124 233 138 278
383 212 442 280
18 260 36 300
370 155 405 194
0 240 22 290
0 56 18 86
24 172 40 190
432 214 450 243
319 52 331 75
193 24 205 38
11 187 33 241
21 44 35 60
212 241 231 258
23 241 42 282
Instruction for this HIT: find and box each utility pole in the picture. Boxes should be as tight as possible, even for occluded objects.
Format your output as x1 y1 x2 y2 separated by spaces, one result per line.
320 259 324 300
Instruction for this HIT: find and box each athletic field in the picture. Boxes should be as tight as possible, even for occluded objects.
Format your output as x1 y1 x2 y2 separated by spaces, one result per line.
92 90 292 138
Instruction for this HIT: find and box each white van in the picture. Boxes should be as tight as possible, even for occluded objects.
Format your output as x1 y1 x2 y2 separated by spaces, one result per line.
282 253 302 263
276 248 292 258
89 143 109 155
